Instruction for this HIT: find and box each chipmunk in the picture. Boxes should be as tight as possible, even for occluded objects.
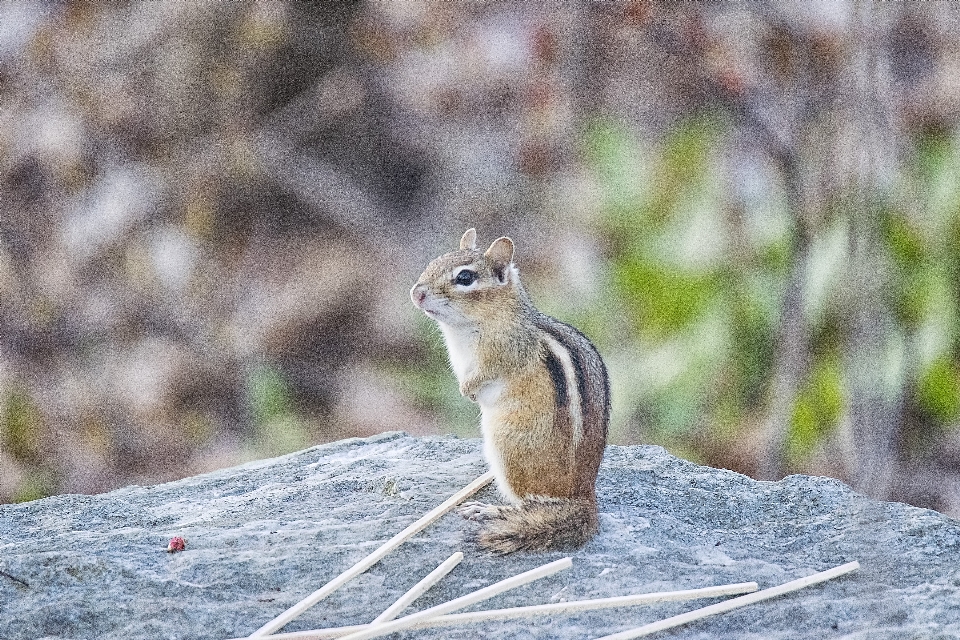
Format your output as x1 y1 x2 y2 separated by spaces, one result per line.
410 228 610 554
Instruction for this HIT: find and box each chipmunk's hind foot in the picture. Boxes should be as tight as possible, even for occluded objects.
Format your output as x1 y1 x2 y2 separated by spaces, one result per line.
458 501 504 521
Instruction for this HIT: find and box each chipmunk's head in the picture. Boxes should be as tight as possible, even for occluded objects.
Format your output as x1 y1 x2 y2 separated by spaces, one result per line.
411 228 522 328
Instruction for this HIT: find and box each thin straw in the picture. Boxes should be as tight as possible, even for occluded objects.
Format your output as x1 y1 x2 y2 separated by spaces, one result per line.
225 580 758 640
594 560 860 640
370 552 463 624
247 471 494 637
337 557 573 640
423 580 759 625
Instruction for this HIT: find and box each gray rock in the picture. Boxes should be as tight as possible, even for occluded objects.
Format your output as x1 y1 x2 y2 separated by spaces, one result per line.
1 432 958 639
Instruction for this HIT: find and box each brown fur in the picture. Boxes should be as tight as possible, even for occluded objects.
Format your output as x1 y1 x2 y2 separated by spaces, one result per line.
478 497 599 554
411 230 610 554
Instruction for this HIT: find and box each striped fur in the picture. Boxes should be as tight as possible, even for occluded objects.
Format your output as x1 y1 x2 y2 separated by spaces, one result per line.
533 313 610 503
540 331 584 447
411 230 610 553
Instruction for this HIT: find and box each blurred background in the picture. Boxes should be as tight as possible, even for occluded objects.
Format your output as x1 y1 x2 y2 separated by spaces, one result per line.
2 2 959 517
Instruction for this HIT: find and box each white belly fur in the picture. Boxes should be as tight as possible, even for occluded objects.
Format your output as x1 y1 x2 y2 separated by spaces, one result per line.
438 322 519 503
477 381 520 503
438 323 477 383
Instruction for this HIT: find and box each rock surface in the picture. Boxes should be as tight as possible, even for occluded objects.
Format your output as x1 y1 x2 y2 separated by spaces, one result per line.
1 432 958 640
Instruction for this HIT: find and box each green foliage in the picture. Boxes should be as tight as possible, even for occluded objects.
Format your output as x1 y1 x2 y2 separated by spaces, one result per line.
582 118 647 228
916 357 960 425
583 114 722 234
249 365 291 425
1 389 43 464
247 365 310 457
787 356 845 465
12 471 56 504
1 390 58 502
584 113 785 455
726 275 779 405
756 236 793 275
408 112 960 480
883 212 924 273
883 211 932 330
612 259 719 339
900 129 960 430
916 130 960 221
649 116 721 223
595 114 729 343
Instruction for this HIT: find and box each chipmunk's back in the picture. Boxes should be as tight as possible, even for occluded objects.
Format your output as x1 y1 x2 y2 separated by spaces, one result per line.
528 310 610 499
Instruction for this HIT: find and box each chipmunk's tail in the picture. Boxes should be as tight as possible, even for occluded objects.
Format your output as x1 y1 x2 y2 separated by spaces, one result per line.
478 496 598 555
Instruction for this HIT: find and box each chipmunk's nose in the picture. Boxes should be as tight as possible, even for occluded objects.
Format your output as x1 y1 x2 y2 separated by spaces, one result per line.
410 284 427 307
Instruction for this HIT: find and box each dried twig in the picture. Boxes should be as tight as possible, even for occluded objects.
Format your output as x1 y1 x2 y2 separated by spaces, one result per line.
238 581 760 640
594 561 860 640
247 471 494 637
338 557 573 640
421 580 759 624
369 552 463 624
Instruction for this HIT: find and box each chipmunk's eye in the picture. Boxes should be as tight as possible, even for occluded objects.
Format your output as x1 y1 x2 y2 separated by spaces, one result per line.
454 270 477 286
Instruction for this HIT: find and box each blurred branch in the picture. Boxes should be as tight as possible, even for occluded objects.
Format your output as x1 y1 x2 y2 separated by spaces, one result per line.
840 5 903 499
702 15 813 481
717 88 810 480
254 133 390 230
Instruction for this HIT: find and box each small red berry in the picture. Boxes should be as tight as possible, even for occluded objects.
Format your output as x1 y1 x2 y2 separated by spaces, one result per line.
166 536 187 553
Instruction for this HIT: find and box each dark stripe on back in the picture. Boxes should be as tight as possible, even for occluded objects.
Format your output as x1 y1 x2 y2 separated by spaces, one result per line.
542 348 568 409
535 313 610 438
535 318 589 406
534 312 610 502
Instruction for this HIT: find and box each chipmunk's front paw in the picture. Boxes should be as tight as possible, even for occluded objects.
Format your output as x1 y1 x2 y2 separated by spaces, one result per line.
458 501 502 521
458 381 479 402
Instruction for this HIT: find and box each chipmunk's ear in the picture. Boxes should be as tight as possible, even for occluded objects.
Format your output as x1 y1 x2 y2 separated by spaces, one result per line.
484 236 514 265
460 228 477 250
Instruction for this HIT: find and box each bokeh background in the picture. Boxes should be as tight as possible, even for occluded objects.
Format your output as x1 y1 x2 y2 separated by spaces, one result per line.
2 2 960 517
